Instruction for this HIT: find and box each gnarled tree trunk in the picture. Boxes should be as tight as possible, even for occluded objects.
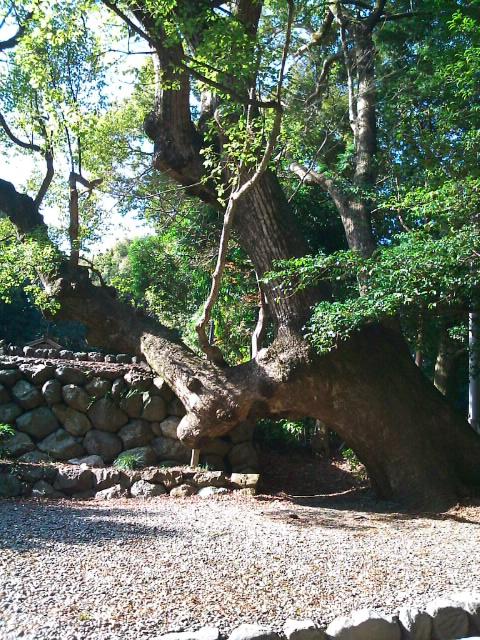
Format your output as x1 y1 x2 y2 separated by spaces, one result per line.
2 176 480 510
2 0 480 511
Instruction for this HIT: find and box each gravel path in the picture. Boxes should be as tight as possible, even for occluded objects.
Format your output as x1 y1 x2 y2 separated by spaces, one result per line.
1 495 480 640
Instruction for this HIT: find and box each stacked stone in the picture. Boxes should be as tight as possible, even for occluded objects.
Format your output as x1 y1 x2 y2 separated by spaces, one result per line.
5 344 143 364
0 461 260 500
0 359 260 473
110 595 480 640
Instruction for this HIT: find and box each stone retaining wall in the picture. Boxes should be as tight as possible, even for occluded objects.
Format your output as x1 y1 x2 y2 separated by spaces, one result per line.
0 460 259 499
3 343 143 364
0 356 259 473
153 595 480 640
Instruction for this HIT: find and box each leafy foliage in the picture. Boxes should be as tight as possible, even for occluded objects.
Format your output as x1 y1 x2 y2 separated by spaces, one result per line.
114 451 142 470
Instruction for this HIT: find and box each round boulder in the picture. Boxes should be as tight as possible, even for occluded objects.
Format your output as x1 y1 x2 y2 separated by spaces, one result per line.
11 380 43 410
142 395 167 422
130 479 166 498
283 619 326 640
398 608 432 640
0 403 21 424
2 431 36 457
0 369 21 387
37 428 85 461
228 625 279 640
32 480 64 498
425 599 469 640
159 416 181 439
53 405 92 437
88 398 128 432
326 610 401 640
0 384 10 404
28 365 56 386
42 379 62 405
118 419 154 449
55 366 87 386
16 406 59 439
152 436 190 463
83 429 123 463
94 484 126 500
85 378 111 399
120 392 144 418
54 466 94 495
0 473 29 497
18 450 51 463
62 385 91 412
170 484 197 497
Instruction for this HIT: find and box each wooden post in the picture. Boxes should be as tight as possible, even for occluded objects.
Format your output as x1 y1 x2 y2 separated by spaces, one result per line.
190 448 200 468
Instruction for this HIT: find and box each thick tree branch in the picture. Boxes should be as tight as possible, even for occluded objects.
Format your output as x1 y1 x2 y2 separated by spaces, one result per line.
102 1 278 111
367 0 387 29
340 23 357 136
33 151 54 209
0 112 55 209
0 112 41 152
101 0 155 46
251 275 268 357
306 51 342 104
381 11 420 22
289 162 375 256
296 9 334 56
289 162 344 203
0 12 32 51
68 171 103 267
0 178 47 235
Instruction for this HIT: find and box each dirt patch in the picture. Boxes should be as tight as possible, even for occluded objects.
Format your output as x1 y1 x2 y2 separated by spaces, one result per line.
258 449 368 497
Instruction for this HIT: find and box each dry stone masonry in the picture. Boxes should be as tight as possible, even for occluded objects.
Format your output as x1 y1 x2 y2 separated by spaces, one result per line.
0 354 260 498
153 595 480 640
0 459 259 499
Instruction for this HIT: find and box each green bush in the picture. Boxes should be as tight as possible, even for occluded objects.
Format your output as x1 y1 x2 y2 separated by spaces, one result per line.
341 447 368 481
114 452 142 470
0 423 16 458
255 419 311 451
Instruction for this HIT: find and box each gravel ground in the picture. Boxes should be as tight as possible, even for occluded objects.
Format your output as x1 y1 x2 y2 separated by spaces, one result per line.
1 494 480 640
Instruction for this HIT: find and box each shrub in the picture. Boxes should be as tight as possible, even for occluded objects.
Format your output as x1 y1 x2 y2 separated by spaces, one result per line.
114 452 142 470
0 423 16 458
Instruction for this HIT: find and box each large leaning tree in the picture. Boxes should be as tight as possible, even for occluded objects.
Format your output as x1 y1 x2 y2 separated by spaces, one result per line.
1 0 480 508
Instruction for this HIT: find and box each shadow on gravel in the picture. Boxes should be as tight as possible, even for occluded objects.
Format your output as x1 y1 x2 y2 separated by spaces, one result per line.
256 491 480 529
257 451 480 527
0 501 177 551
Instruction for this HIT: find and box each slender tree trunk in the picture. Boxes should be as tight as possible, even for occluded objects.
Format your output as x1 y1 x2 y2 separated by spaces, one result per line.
68 173 79 267
469 311 480 433
434 326 457 397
